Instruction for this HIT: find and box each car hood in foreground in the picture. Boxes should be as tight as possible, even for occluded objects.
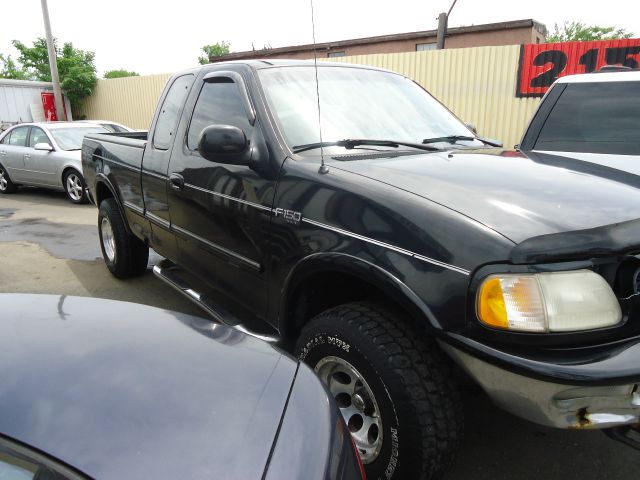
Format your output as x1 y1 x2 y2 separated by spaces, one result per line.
0 294 297 479
330 149 640 244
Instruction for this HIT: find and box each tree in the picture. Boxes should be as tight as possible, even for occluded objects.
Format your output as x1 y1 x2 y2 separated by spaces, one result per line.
198 41 231 64
12 38 97 112
104 69 140 79
0 53 28 80
547 21 634 42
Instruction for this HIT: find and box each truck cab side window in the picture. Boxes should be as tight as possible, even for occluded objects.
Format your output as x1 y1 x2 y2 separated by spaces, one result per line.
187 80 252 151
153 74 194 151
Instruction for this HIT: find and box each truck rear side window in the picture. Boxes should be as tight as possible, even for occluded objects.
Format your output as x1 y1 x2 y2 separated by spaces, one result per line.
534 81 640 155
187 80 252 151
153 74 194 150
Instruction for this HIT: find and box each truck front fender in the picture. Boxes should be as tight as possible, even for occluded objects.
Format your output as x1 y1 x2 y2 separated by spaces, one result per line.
278 252 443 336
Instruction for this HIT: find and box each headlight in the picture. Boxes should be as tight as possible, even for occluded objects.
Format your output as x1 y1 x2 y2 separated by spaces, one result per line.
477 270 621 332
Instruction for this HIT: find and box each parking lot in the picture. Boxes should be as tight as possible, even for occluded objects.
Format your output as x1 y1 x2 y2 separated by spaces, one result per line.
1 188 637 479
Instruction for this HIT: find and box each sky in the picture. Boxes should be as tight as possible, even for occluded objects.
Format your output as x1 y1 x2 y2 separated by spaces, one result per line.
0 0 638 76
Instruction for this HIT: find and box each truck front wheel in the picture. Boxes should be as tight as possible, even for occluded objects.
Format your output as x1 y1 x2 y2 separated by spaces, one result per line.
295 302 463 480
98 198 149 278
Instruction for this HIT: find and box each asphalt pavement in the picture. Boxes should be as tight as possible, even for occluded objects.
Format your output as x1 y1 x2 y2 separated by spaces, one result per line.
1 188 637 479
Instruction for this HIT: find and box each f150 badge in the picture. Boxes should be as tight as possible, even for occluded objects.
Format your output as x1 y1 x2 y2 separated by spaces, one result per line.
274 208 302 225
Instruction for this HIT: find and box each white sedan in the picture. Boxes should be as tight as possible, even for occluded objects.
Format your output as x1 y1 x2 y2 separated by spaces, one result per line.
0 122 108 203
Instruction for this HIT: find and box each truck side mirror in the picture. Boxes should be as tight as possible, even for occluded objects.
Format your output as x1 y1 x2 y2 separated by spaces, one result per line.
198 125 250 165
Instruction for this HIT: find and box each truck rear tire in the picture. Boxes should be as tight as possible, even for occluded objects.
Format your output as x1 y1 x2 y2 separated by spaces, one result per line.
0 164 18 194
295 302 463 480
98 198 149 278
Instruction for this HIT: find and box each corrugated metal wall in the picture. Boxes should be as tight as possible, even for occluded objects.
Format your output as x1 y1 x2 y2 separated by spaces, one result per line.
1 79 55 126
81 45 541 147
81 73 170 130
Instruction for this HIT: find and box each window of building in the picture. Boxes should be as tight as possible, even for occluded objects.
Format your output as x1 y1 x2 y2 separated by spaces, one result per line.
416 43 437 52
327 51 346 58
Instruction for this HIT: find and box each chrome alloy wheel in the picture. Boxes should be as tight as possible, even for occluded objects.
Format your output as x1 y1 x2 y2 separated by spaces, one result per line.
66 172 84 201
100 217 116 262
315 356 383 463
0 167 7 191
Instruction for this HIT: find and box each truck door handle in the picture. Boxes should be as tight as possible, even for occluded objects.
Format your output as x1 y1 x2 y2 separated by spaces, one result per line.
24 154 30 160
0 151 6 156
169 173 184 190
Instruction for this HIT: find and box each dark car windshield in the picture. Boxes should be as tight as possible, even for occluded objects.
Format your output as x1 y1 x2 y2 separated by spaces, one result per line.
258 65 479 153
49 126 108 150
533 81 640 155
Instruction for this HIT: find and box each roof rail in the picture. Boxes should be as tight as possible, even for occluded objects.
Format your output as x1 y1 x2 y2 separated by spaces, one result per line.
597 65 634 73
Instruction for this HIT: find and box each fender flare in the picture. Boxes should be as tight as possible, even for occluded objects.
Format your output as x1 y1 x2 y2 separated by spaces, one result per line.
278 252 443 335
95 173 131 235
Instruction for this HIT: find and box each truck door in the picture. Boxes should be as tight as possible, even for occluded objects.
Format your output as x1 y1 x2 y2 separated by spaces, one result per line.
166 71 274 322
141 73 195 262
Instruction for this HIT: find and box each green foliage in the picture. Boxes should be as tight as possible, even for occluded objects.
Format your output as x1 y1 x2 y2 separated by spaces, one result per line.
0 53 29 80
198 41 231 64
11 38 97 111
547 21 634 42
104 69 140 79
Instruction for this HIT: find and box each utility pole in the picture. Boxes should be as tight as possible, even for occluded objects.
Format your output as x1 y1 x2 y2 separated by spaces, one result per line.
40 0 66 121
436 0 459 50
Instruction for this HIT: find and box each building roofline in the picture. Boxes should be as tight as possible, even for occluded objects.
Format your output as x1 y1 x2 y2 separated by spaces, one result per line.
212 19 546 62
0 78 54 88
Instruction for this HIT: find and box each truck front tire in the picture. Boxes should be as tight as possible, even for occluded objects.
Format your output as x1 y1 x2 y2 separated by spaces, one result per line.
98 198 149 278
295 302 463 480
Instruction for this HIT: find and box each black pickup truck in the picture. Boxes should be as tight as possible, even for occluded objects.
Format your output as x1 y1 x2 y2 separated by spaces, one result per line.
83 61 640 479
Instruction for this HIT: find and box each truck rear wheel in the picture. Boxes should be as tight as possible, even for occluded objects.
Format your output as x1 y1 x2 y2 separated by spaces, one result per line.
295 302 463 480
98 198 149 278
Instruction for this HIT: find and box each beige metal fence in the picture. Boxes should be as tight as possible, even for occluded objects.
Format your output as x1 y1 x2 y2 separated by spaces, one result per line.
81 45 541 147
81 73 170 130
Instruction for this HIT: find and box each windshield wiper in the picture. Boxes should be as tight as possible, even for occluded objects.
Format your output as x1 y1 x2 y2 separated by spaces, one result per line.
422 135 502 147
292 139 440 154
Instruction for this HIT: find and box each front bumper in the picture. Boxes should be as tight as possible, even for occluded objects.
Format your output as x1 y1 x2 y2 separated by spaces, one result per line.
439 336 640 429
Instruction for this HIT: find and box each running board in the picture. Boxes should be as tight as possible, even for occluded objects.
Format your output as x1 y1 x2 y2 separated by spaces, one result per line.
153 259 281 345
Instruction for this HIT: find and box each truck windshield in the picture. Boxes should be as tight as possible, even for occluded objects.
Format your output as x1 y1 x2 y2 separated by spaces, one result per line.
50 126 107 150
258 65 479 153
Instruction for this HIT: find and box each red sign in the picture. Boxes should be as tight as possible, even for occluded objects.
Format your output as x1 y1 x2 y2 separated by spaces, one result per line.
41 91 68 121
517 39 640 97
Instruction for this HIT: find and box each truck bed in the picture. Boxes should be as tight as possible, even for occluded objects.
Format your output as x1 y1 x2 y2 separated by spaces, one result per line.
82 131 148 209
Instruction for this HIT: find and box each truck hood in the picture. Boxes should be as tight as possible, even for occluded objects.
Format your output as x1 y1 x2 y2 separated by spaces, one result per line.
330 149 640 243
0 294 297 480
